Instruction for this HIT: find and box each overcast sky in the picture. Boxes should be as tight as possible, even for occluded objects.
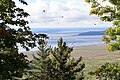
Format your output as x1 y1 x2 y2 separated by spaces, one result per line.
15 0 111 28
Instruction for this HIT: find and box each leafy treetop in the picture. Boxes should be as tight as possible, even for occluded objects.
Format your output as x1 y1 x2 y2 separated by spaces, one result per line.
0 0 48 79
0 0 48 51
85 0 120 51
89 62 120 80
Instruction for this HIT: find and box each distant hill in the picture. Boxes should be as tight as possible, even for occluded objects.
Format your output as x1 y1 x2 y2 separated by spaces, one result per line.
78 31 104 36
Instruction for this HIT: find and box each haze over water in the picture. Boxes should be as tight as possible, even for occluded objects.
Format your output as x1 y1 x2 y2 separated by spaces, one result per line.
19 27 107 52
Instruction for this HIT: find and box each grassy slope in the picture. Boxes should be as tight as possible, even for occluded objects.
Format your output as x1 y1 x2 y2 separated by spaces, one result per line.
23 44 120 79
71 44 120 79
84 52 120 79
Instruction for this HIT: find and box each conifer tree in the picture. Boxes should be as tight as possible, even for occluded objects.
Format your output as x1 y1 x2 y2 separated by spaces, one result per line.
26 41 53 80
27 38 85 80
50 38 85 80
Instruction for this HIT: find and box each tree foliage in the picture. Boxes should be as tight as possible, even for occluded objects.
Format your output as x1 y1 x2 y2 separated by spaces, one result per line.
0 0 48 79
50 38 85 80
0 49 29 79
27 38 85 80
0 0 48 51
85 0 120 51
89 63 120 80
26 42 53 80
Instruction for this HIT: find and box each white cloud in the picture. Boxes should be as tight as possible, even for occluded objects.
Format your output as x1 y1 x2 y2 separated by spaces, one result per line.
15 0 111 28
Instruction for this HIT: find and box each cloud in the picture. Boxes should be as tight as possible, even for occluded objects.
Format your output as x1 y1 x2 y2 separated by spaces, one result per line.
15 0 111 28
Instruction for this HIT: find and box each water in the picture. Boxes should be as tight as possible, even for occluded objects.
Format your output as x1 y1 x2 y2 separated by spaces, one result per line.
19 27 107 52
47 33 103 47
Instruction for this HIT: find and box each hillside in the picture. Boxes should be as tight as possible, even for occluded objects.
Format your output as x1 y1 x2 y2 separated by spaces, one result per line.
78 31 104 36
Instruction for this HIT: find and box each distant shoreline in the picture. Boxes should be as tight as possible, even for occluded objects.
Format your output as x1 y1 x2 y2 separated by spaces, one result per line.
23 43 115 61
21 42 103 53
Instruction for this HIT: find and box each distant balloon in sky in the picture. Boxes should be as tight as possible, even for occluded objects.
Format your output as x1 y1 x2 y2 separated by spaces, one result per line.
43 10 45 12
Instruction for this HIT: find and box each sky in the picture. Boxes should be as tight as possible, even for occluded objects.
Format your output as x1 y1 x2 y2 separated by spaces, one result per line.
14 0 111 28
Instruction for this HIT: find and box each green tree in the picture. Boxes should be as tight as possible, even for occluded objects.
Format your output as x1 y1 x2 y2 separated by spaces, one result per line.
89 63 120 80
85 0 120 51
0 49 29 79
50 38 85 80
26 42 53 80
0 0 48 51
0 0 48 79
26 38 85 80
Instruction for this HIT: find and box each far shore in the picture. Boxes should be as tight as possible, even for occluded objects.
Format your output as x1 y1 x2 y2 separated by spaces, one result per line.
22 44 120 61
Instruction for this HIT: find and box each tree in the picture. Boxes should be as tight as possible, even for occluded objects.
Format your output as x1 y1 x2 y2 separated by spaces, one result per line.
85 0 120 51
26 42 53 80
50 38 85 80
89 62 120 80
0 0 48 51
0 49 29 79
26 38 85 80
0 0 48 79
